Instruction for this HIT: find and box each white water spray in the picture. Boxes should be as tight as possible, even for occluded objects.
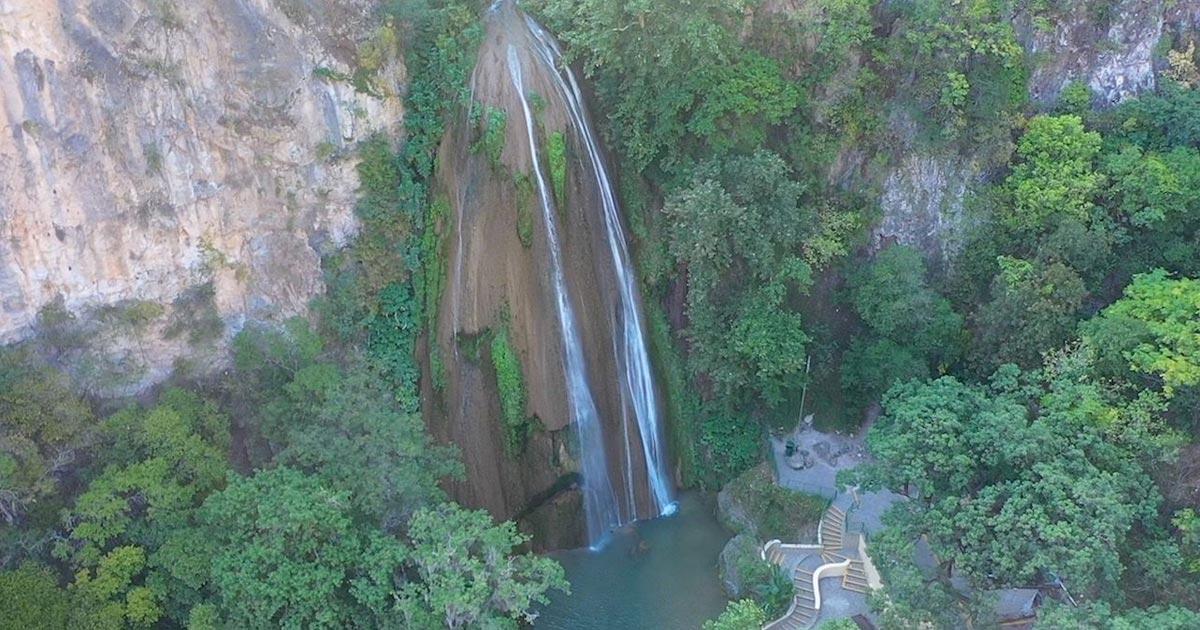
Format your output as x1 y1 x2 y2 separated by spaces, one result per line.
507 45 623 547
523 16 676 517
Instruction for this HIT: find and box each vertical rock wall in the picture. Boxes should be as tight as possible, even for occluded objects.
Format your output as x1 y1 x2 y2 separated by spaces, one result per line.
0 0 403 391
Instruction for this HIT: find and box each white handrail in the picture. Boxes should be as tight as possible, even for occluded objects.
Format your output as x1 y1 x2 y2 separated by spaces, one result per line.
761 506 852 629
810 557 852 610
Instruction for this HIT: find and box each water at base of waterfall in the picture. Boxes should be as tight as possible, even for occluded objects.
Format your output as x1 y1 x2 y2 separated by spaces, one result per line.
536 493 731 629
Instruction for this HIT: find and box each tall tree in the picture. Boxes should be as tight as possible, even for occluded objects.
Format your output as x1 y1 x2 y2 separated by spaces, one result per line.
0 350 93 528
396 503 569 629
199 466 407 629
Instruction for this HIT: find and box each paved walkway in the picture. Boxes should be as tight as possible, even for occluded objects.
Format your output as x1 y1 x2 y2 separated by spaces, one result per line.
762 424 904 629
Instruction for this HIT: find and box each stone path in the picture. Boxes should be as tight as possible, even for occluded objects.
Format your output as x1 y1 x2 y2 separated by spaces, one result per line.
761 424 904 629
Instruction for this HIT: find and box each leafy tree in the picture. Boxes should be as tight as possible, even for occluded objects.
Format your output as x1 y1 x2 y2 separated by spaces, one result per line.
0 350 93 527
60 390 229 565
396 503 568 628
57 389 231 624
1099 79 1200 151
665 150 813 407
1003 115 1105 234
703 599 767 630
1082 270 1200 396
199 466 407 629
68 545 163 629
840 338 929 406
848 247 961 358
972 257 1086 371
864 505 993 629
234 320 461 526
1173 508 1200 575
842 245 963 403
1037 600 1200 629
277 365 463 526
858 363 1165 599
1105 145 1200 277
0 562 70 629
855 375 1027 502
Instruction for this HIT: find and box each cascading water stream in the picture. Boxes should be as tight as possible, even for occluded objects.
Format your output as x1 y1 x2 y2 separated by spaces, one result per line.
522 15 676 517
507 45 622 548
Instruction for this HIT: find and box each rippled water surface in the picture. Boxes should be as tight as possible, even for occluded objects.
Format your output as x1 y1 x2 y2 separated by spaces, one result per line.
536 492 732 630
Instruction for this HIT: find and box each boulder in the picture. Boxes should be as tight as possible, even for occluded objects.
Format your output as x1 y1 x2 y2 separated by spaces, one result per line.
718 533 761 599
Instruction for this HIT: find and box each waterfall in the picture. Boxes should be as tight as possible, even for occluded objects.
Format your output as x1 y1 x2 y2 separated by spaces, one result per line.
523 16 677 517
507 45 622 548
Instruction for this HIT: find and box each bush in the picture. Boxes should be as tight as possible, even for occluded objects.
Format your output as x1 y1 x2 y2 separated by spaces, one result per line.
736 550 793 620
547 131 567 207
704 599 767 630
699 410 763 488
470 105 507 170
513 172 535 247
491 326 532 456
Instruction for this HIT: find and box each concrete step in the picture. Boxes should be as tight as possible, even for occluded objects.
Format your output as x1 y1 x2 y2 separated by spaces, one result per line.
842 578 871 594
843 575 870 587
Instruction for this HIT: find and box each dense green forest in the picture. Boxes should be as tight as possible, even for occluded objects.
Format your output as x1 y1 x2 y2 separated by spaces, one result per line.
3 0 1200 628
1 2 567 628
532 0 1200 626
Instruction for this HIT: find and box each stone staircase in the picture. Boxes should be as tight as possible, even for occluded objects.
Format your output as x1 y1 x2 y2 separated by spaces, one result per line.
816 505 870 593
820 505 846 555
778 567 818 630
842 559 871 593
764 502 875 630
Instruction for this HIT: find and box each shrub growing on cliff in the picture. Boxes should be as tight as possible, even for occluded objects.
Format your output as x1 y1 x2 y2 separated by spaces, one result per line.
528 0 799 174
470 105 508 170
491 326 533 457
513 172 535 247
548 130 568 207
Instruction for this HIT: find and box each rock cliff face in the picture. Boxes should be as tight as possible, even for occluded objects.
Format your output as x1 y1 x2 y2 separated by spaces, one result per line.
0 0 402 391
874 0 1199 268
425 4 671 548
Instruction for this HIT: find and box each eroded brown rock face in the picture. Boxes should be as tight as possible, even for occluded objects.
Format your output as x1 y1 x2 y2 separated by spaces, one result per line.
0 0 402 391
425 4 663 548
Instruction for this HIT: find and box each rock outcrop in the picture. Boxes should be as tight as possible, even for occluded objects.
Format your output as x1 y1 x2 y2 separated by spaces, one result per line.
874 152 979 268
1020 0 1169 106
874 0 1199 268
717 533 760 599
0 0 403 391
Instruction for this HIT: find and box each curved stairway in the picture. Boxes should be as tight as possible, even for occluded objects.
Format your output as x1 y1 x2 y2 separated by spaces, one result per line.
817 506 871 595
765 502 872 629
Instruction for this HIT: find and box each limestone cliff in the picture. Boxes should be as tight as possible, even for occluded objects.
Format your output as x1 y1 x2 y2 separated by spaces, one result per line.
0 0 402 391
874 0 1199 268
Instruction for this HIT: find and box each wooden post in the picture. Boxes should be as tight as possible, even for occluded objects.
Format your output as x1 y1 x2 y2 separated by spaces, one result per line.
797 354 812 431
